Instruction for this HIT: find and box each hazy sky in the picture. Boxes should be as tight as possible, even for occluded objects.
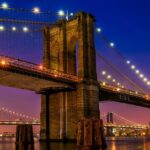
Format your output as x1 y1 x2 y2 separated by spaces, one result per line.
0 0 150 125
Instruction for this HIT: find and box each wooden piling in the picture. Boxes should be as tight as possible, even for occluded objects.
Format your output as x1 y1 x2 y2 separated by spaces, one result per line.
76 119 107 150
16 125 34 150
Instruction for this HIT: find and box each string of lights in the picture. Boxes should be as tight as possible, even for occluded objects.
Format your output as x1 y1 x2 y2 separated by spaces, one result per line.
0 25 40 32
96 52 146 93
101 70 125 88
0 107 39 121
0 4 148 91
0 2 74 19
95 27 150 90
0 3 74 33
0 2 49 15
126 60 150 86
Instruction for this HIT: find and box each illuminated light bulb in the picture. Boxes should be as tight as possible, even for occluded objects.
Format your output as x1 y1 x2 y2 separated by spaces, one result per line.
135 70 140 74
112 79 116 82
117 82 120 86
135 91 138 94
32 7 40 14
39 65 43 69
143 78 148 82
0 25 4 31
1 2 9 9
139 74 144 78
122 86 124 88
1 60 6 65
102 82 106 86
110 42 114 47
147 81 150 85
12 26 16 31
145 95 149 98
96 28 101 33
102 71 106 75
58 10 65 16
146 96 149 100
70 12 74 16
116 88 120 92
54 74 58 77
22 27 29 32
107 75 111 79
131 65 135 69
126 60 131 64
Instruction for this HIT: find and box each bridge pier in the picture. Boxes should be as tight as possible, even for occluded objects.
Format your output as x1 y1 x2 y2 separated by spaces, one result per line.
40 12 100 141
40 83 100 141
106 112 114 136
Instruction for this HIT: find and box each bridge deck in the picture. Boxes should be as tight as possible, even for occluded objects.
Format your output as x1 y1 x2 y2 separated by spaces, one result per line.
0 55 78 92
100 84 150 108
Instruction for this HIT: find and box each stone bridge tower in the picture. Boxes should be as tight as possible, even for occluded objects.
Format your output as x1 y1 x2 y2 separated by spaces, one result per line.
40 12 100 141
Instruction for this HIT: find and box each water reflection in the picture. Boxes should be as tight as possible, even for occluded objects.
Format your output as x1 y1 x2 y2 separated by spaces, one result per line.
39 142 76 150
1 137 150 150
111 141 116 150
107 137 150 150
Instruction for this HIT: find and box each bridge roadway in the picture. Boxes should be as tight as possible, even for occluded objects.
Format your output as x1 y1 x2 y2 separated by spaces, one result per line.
0 121 147 129
0 55 149 107
100 83 150 108
104 124 147 129
0 55 78 92
0 121 40 125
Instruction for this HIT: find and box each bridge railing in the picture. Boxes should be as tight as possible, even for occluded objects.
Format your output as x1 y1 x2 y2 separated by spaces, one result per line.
0 55 79 82
100 82 150 100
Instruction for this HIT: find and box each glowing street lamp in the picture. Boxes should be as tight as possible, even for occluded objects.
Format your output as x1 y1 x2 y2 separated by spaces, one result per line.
70 12 74 16
135 70 140 74
139 74 144 78
116 88 120 92
1 2 9 9
39 65 43 70
102 82 106 86
107 75 111 79
102 71 106 75
58 10 65 16
0 25 4 31
22 27 29 32
112 79 116 82
147 81 150 85
117 82 120 86
143 78 148 82
32 7 40 14
126 60 131 64
131 65 135 70
12 26 17 31
96 28 101 33
110 42 114 47
1 60 6 65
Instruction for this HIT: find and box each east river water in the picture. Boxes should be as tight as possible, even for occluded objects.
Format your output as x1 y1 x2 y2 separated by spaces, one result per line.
0 137 150 150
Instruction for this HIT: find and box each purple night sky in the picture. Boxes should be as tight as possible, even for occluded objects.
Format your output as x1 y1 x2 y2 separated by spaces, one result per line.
0 0 150 126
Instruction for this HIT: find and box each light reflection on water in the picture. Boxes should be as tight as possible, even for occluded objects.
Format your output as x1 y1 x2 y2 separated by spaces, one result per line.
0 137 150 150
107 137 150 150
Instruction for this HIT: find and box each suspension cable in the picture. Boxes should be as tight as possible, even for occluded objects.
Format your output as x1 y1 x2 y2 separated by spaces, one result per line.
96 51 146 93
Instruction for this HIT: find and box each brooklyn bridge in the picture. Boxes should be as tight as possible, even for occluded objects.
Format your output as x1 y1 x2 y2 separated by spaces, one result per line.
0 3 149 142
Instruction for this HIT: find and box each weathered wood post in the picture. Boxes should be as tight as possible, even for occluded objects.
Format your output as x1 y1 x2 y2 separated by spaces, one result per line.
77 119 107 150
16 125 34 150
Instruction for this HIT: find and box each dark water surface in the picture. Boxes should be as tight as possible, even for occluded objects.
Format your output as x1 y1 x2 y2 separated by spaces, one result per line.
0 137 150 150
